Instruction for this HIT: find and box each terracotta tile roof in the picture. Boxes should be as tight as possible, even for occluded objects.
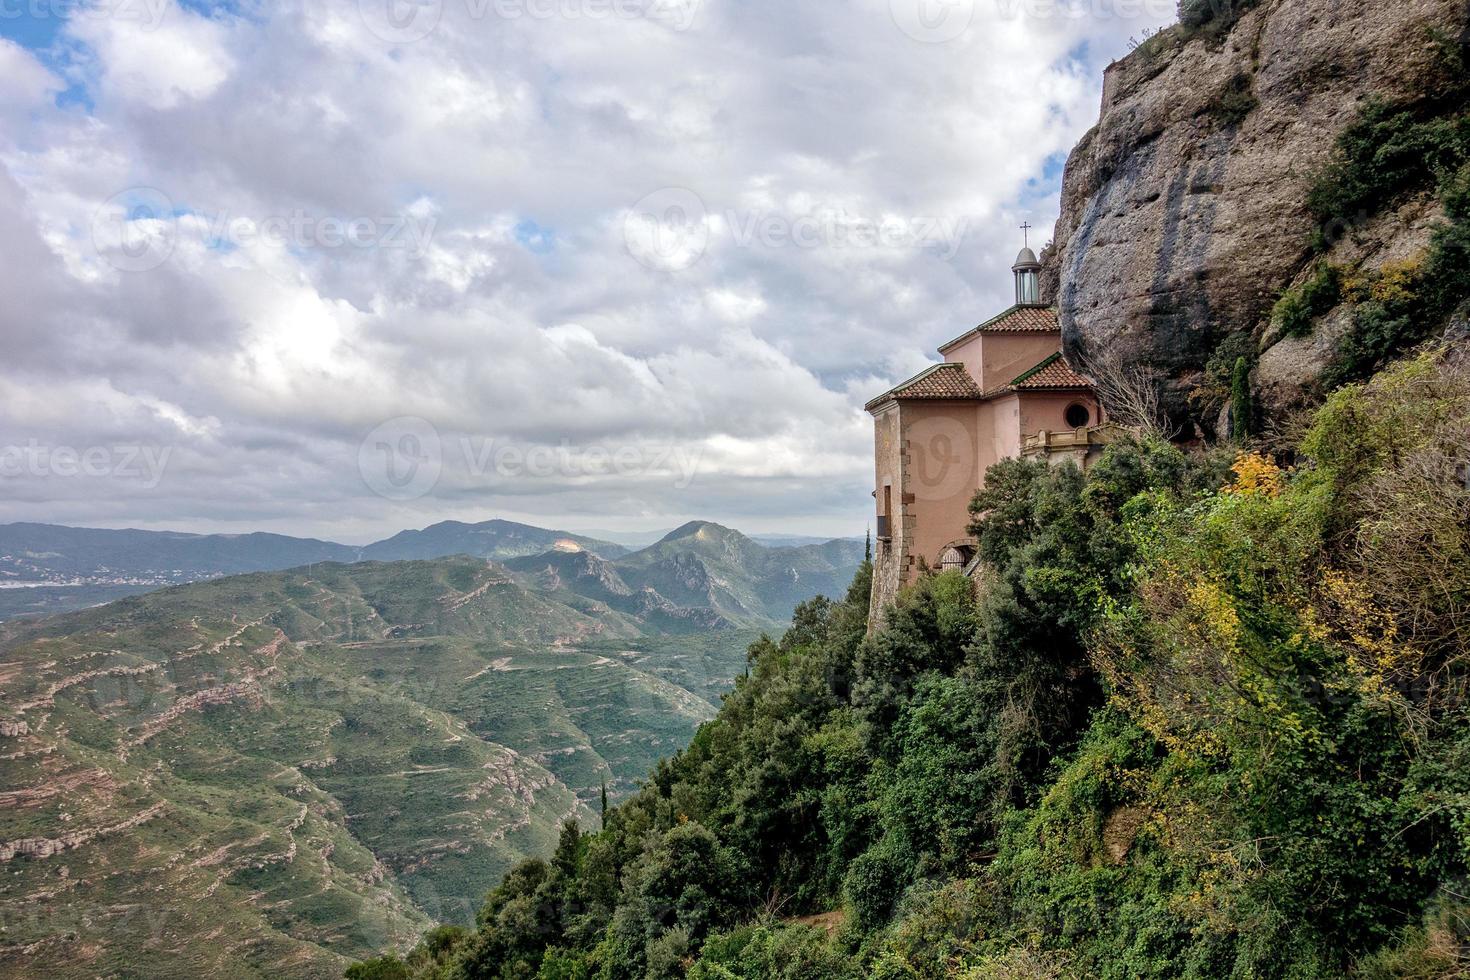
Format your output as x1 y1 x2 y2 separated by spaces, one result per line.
865 363 982 412
1007 352 1093 390
939 305 1058 352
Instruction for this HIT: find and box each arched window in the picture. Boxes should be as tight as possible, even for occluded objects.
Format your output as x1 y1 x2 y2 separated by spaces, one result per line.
939 545 972 572
1065 403 1092 429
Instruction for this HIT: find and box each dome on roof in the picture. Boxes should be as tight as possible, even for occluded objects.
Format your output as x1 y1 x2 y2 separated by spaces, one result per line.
1012 247 1041 270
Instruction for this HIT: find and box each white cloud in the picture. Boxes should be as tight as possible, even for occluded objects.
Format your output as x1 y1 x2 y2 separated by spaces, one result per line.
0 39 61 117
68 1 236 108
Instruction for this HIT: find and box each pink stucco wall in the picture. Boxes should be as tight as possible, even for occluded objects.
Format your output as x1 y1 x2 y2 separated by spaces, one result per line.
940 330 1064 393
1017 390 1104 434
897 400 986 578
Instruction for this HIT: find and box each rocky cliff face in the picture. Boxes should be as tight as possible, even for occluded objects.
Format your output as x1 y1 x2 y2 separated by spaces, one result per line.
1043 0 1468 433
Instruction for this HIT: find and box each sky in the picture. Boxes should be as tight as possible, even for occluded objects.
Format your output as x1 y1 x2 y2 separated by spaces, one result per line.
0 0 1176 545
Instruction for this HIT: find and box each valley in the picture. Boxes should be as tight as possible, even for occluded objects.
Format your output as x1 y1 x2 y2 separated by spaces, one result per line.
0 526 861 978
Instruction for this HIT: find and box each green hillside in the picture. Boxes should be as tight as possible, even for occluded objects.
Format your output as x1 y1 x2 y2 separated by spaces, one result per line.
613 523 865 627
0 557 767 978
360 350 1470 978
360 521 629 564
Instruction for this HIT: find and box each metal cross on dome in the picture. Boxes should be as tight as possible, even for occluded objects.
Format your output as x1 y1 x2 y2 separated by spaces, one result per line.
1020 222 1033 248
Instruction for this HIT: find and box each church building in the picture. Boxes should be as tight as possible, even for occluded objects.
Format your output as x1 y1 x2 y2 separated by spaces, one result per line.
865 240 1115 621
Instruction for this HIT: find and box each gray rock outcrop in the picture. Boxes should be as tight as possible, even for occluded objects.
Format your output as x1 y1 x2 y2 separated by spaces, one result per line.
1043 0 1467 432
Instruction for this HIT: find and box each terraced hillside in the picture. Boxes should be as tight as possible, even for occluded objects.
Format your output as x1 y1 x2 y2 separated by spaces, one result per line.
0 558 766 979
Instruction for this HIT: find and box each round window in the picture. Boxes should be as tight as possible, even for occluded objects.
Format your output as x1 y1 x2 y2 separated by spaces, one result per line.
1064 403 1092 429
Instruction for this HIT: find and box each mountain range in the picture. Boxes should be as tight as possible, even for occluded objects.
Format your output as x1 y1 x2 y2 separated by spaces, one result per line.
0 520 859 622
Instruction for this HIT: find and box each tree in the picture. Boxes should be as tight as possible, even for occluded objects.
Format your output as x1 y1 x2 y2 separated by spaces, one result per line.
1081 346 1174 438
344 957 410 980
1230 355 1254 440
606 821 750 978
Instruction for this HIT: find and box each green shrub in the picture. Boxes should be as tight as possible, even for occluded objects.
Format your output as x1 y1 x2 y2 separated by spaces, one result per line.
1178 0 1231 29
1194 332 1257 419
1274 263 1343 338
1307 57 1470 252
1211 71 1258 127
344 957 411 980
1326 167 1470 384
842 834 914 932
1177 0 1260 34
1230 355 1254 439
692 924 853 980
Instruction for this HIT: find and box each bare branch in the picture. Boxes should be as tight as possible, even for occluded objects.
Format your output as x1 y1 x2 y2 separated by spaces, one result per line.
1079 347 1177 439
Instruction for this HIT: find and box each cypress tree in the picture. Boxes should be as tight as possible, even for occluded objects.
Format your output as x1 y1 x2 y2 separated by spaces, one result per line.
1231 356 1254 439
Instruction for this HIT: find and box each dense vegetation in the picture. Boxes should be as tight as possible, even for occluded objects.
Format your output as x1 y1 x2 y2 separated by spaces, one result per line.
353 347 1470 979
1303 33 1470 384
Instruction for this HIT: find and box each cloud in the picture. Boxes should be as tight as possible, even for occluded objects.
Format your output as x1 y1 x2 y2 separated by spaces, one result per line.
66 1 236 108
0 0 1173 540
0 38 61 116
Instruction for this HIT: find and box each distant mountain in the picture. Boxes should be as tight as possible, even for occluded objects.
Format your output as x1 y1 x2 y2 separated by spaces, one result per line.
566 527 676 549
610 521 867 626
0 520 861 624
361 519 626 563
0 557 762 979
502 549 729 634
0 523 359 620
0 522 357 584
750 532 864 548
0 521 625 620
0 519 865 976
